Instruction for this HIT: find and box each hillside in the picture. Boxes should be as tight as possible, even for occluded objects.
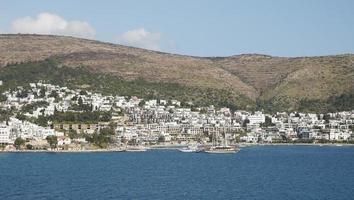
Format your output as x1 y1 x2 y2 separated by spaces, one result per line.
0 34 256 99
1 34 354 112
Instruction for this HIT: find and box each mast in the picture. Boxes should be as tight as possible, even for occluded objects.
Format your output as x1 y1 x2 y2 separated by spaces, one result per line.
223 125 227 147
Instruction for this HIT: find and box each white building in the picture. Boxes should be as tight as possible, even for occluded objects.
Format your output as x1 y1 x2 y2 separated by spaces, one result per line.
329 129 351 141
0 124 10 144
57 137 72 146
240 135 258 143
248 111 265 125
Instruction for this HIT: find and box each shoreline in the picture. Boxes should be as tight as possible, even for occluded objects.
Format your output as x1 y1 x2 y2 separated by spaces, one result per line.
0 149 127 153
1 143 354 153
240 143 354 147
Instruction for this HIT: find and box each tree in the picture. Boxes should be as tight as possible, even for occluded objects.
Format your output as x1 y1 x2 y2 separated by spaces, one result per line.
26 144 33 150
21 101 49 114
242 119 250 128
71 95 78 101
68 129 79 139
158 135 165 143
0 109 13 122
323 114 331 123
79 90 87 96
49 91 59 99
350 125 354 132
85 127 115 148
0 94 7 102
138 100 145 107
39 88 46 98
14 137 25 150
15 113 27 121
180 101 187 108
34 116 48 127
16 90 28 98
261 116 275 127
199 108 207 114
78 97 83 106
99 127 115 136
100 112 112 122
167 100 172 106
46 135 58 149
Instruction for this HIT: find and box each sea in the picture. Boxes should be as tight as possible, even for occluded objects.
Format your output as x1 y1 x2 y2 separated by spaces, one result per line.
1 146 354 200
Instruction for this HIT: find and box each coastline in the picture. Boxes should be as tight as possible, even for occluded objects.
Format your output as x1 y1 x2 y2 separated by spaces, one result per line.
1 143 354 153
0 149 127 153
242 143 354 147
235 143 354 150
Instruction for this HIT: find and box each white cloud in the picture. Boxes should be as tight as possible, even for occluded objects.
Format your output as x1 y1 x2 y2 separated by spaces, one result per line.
116 28 162 51
11 12 95 39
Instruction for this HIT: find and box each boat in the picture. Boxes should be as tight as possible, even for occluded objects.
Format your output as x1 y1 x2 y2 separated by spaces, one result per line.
204 145 239 154
178 144 200 153
204 128 240 154
125 146 148 152
112 148 126 152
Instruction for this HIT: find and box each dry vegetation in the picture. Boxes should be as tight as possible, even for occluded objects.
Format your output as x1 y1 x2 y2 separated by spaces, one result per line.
1 34 354 111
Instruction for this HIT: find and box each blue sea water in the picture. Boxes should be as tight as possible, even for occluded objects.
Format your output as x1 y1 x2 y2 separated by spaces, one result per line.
1 146 354 200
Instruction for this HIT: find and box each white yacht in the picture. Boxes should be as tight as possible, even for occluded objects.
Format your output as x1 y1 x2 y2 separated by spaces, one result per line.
178 144 200 153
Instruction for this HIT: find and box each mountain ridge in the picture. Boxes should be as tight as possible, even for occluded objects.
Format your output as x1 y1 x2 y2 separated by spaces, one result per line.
1 34 353 112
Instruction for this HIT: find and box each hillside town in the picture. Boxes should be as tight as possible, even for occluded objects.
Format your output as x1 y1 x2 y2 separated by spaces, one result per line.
1 81 354 151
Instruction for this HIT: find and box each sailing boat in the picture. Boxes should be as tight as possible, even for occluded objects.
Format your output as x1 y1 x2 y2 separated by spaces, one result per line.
204 128 239 154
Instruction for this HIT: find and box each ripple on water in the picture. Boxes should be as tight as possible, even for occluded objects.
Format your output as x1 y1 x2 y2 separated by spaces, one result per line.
1 146 354 200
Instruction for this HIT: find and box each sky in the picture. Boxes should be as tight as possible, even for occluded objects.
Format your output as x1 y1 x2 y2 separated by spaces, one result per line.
1 0 354 57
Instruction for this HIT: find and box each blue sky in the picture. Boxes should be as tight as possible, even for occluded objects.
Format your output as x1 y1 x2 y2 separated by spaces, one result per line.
1 0 354 57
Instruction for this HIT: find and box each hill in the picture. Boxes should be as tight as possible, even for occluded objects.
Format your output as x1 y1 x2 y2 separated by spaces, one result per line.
0 34 353 112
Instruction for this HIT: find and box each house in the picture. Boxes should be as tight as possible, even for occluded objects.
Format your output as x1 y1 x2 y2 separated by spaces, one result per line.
240 135 258 143
159 132 172 142
57 136 72 146
0 124 10 145
44 105 55 116
329 129 351 141
54 123 100 134
297 127 310 139
28 139 49 149
248 111 265 125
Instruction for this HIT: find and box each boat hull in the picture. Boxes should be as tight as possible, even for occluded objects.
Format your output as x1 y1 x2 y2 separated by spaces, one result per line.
125 149 147 152
125 146 148 152
204 146 240 154
178 149 197 153
204 150 238 154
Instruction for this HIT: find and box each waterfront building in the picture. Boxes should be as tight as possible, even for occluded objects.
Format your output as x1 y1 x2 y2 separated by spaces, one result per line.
0 123 10 145
248 111 265 125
